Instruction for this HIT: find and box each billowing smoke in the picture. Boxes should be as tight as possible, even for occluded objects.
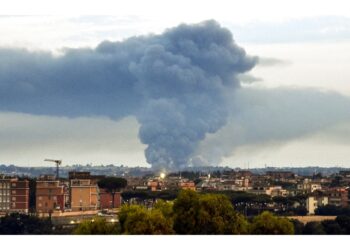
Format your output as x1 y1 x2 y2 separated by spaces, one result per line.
0 20 256 170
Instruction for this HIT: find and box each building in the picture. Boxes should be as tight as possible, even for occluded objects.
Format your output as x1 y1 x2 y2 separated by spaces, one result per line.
267 171 295 181
69 172 99 211
147 179 165 191
178 180 196 191
10 178 29 213
0 176 29 214
327 188 349 207
265 186 288 197
0 176 11 213
297 180 322 193
99 189 121 209
306 194 329 215
36 175 65 214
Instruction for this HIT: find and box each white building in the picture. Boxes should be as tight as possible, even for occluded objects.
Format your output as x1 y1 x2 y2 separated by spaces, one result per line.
306 196 328 215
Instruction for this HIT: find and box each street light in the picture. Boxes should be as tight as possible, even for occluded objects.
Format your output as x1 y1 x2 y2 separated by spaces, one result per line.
160 173 166 179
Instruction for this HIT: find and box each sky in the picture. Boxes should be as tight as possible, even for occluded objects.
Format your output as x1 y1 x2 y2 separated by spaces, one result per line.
1 0 350 168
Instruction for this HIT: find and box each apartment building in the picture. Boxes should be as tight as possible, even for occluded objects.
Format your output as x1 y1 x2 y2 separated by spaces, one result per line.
0 176 29 214
99 189 121 209
327 188 349 207
306 194 329 215
69 172 99 211
36 175 65 214
0 177 11 213
10 178 29 213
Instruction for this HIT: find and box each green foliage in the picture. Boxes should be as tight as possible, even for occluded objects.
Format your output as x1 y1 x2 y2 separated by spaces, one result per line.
73 217 119 235
119 204 174 235
321 220 344 235
315 205 350 216
173 190 249 234
98 177 127 192
290 219 304 235
154 200 174 218
98 177 127 208
336 215 350 234
302 222 326 235
250 211 294 235
0 213 52 235
121 190 179 201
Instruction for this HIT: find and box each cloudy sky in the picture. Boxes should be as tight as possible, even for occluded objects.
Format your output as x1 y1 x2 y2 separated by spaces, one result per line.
1 0 350 168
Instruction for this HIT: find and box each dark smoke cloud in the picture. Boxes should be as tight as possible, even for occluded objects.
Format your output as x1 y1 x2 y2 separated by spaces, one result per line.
0 20 257 170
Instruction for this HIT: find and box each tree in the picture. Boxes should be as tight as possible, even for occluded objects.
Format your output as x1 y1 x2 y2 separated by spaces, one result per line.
302 222 325 235
73 217 119 235
315 205 342 215
173 190 249 234
250 211 294 235
119 204 174 235
336 215 350 234
290 219 304 235
98 177 127 208
321 220 344 235
0 213 52 235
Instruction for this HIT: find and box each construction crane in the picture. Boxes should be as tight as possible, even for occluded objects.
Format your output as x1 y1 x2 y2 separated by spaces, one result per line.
44 159 62 179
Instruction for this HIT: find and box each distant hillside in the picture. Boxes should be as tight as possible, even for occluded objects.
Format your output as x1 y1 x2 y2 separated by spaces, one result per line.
1 164 349 178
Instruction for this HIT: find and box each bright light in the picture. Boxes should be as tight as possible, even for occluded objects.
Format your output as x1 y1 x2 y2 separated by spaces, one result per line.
70 220 75 224
110 218 115 223
160 173 166 179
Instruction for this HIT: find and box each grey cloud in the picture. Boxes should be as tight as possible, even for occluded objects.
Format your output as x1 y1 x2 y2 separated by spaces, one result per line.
196 87 350 165
257 57 292 67
238 74 262 84
0 113 145 166
0 20 256 170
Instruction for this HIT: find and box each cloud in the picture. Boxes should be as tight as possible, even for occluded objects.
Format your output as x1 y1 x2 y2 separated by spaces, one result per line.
257 57 291 67
0 112 145 166
196 87 350 165
0 20 257 170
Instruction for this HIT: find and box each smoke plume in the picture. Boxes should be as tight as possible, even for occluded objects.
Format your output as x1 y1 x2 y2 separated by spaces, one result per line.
0 20 256 170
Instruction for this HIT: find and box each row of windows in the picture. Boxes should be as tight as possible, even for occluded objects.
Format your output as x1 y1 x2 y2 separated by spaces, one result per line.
37 196 57 201
0 183 10 188
0 197 10 202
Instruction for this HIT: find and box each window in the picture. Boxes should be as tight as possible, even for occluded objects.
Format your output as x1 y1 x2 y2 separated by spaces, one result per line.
38 203 42 207
38 196 42 201
11 183 16 187
12 190 16 194
12 197 16 201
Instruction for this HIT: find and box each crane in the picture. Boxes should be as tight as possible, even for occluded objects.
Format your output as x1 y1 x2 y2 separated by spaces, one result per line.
44 159 62 179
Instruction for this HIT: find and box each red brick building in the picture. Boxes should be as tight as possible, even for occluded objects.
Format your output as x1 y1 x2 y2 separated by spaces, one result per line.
99 189 121 209
0 176 29 214
327 188 349 207
36 175 65 214
10 178 29 213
